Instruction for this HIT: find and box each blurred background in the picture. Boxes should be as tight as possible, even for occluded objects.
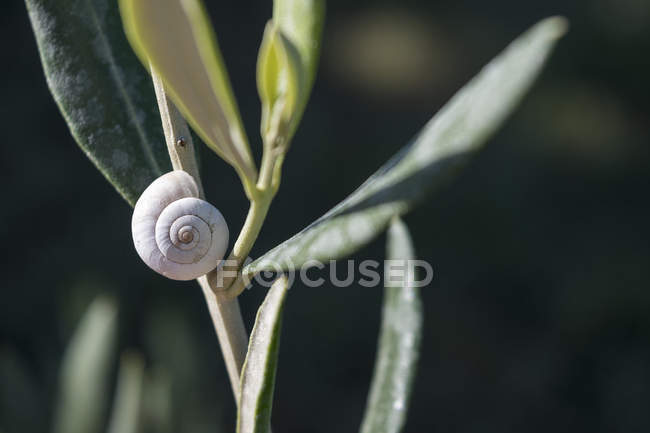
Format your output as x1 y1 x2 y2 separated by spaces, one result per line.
2 0 650 432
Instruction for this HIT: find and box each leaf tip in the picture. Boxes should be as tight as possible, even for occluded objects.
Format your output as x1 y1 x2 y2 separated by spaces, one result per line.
538 16 570 40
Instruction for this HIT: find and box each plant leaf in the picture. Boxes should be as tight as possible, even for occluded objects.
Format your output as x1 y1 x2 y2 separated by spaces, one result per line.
25 0 170 206
107 352 145 433
359 218 423 433
141 367 173 433
53 296 118 433
119 0 256 180
271 0 325 139
257 21 302 144
244 17 567 275
237 276 290 433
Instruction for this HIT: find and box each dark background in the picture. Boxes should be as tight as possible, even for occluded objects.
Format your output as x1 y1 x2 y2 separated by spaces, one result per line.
2 0 650 432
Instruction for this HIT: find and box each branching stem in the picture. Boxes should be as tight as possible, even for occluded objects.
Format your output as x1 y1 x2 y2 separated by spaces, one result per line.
151 67 248 401
151 60 287 396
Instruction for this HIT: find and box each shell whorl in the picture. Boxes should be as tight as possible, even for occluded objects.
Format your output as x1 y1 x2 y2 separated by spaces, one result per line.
132 171 229 281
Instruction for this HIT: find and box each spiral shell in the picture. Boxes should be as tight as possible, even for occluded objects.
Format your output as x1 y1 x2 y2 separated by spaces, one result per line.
132 171 229 280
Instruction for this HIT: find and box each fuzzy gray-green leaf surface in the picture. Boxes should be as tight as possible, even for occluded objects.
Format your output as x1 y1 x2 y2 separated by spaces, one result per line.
360 218 423 433
25 0 169 205
244 17 567 275
237 276 289 433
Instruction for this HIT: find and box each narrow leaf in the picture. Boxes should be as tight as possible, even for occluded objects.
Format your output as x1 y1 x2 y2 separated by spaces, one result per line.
119 0 256 180
141 367 173 433
237 276 290 433
257 22 302 144
53 296 118 433
244 17 567 275
360 218 423 433
271 0 325 138
106 352 145 433
25 0 170 205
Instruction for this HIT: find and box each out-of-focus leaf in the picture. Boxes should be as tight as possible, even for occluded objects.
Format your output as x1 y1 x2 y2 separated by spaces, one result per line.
25 0 170 206
359 218 423 433
237 276 289 433
141 367 173 433
107 352 145 433
270 0 325 139
53 296 118 433
119 0 256 181
244 17 567 275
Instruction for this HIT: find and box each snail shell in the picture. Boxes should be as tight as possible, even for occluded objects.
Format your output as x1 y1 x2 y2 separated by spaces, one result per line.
132 171 229 280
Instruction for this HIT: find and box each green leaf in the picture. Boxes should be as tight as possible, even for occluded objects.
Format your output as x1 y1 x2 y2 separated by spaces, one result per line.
359 218 423 433
119 0 257 181
237 276 290 433
53 296 118 433
244 17 567 275
141 367 173 433
107 352 145 433
270 0 325 140
25 0 170 206
257 22 302 145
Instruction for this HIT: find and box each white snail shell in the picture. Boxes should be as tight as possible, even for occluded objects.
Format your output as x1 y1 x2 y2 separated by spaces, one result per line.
132 171 229 281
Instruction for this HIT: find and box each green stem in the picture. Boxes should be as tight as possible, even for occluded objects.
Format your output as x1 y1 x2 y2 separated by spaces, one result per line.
233 197 273 262
257 144 278 190
208 187 274 293
208 122 284 294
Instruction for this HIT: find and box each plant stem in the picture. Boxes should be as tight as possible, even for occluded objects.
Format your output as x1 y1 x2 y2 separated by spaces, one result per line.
151 70 204 198
196 276 249 398
257 142 278 190
151 67 249 401
207 133 281 296
207 194 272 292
